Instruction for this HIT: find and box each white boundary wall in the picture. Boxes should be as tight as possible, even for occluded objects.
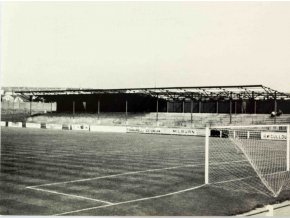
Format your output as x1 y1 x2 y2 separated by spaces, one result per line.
2 121 206 137
261 131 287 141
25 123 41 129
126 126 205 136
8 122 22 128
71 124 90 131
90 125 127 133
45 123 63 130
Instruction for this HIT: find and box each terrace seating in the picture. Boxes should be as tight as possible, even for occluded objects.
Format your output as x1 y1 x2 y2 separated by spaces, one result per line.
26 112 290 128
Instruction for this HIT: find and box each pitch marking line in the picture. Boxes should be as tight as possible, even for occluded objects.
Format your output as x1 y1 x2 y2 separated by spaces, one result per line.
27 159 248 189
27 164 198 188
26 186 113 205
53 184 206 216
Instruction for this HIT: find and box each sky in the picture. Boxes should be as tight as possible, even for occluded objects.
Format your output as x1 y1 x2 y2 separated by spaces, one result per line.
1 1 290 92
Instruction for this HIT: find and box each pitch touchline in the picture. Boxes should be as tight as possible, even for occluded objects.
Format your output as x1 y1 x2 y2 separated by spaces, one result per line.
53 184 206 216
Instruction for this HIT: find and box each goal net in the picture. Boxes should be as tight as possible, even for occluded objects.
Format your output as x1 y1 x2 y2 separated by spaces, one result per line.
205 125 290 197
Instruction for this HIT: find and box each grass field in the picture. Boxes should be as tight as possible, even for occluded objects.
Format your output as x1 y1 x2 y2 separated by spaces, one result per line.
1 127 290 215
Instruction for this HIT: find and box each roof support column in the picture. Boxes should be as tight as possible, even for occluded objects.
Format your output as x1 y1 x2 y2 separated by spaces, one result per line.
182 100 185 113
166 101 169 113
42 98 45 113
274 91 277 124
229 93 232 124
234 101 237 115
173 101 175 112
241 100 243 113
97 99 100 119
252 91 255 114
12 92 15 120
30 96 32 116
216 100 219 114
156 95 159 125
190 99 193 126
254 100 257 114
125 99 128 125
72 100 75 119
229 100 232 124
199 100 202 113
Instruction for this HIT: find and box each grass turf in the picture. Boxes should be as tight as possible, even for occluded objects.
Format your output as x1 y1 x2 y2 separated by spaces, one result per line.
1 127 290 215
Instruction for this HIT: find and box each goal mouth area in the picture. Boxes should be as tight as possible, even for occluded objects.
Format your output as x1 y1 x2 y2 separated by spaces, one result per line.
205 124 290 198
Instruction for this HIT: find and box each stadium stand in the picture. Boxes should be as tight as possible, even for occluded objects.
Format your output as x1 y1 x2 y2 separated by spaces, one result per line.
1 84 289 128
27 112 290 128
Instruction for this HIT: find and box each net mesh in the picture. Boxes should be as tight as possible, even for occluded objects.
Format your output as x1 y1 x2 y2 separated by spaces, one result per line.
208 125 290 197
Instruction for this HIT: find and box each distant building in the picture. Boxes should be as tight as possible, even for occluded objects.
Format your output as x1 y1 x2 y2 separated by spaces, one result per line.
2 94 14 102
14 96 24 102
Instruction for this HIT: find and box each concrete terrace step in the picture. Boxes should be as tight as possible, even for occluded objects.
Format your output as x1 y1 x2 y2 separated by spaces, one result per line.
25 113 290 128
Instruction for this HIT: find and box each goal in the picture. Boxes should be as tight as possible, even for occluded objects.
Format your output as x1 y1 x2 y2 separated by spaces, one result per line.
205 124 290 197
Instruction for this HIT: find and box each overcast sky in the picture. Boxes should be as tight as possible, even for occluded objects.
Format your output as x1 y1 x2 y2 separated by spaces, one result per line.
1 2 290 92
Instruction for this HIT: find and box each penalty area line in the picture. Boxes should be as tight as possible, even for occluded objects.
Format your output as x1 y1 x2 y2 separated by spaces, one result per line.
28 164 198 188
26 187 113 205
53 184 206 216
29 159 249 189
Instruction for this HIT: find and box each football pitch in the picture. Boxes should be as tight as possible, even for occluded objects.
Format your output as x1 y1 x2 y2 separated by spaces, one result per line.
1 127 290 215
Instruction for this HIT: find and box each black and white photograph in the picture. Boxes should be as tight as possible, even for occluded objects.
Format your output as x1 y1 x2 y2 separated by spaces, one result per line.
1 1 290 216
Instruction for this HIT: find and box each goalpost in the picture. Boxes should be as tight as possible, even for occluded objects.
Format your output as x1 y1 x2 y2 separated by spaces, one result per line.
205 124 290 197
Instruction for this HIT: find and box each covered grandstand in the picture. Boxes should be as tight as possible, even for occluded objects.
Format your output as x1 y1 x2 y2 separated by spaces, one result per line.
14 85 290 114
10 85 290 127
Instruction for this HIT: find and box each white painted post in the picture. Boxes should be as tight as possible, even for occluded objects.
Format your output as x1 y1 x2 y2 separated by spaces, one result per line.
205 127 209 184
247 131 250 139
233 130 236 139
219 130 222 138
265 205 274 216
287 125 290 171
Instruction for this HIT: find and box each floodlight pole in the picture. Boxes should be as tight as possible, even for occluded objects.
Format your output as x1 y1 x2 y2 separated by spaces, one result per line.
205 127 209 184
287 125 290 171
